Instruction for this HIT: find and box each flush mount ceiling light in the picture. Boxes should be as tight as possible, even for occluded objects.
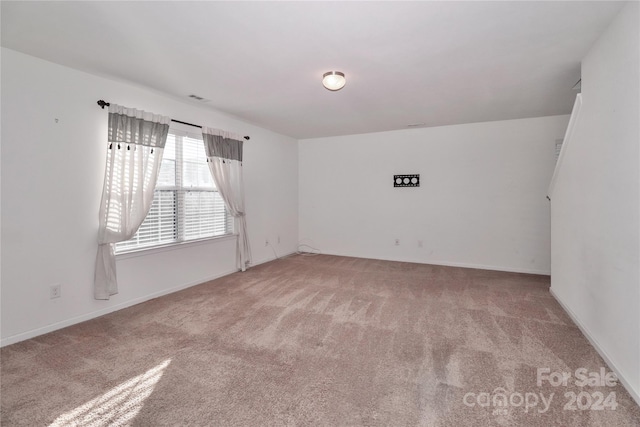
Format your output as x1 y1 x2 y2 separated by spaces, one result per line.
322 71 346 91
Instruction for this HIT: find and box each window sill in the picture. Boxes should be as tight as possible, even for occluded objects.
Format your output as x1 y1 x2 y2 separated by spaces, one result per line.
115 234 237 260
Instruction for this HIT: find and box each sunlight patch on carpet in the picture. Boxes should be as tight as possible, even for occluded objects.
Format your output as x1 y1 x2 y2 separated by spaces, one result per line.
49 359 171 427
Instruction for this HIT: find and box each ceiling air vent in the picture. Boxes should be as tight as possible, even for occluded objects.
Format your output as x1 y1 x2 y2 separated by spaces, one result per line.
188 94 210 102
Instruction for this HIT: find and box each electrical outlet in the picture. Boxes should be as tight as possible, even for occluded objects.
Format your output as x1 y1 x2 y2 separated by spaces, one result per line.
265 238 269 247
50 284 61 299
395 239 400 246
277 235 281 244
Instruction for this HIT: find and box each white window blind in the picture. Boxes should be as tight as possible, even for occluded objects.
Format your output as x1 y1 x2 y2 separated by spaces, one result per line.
116 129 233 253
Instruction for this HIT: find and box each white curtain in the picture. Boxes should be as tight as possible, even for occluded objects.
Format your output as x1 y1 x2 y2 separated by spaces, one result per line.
202 127 252 271
95 105 170 299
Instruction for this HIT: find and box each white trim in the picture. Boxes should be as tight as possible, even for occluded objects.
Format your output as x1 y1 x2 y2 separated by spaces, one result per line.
414 259 549 276
116 233 237 260
249 251 298 268
318 250 550 275
548 93 582 199
0 248 296 348
550 288 640 406
0 268 237 347
0 250 545 347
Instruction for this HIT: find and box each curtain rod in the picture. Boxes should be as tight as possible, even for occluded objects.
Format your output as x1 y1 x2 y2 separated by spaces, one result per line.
97 100 250 140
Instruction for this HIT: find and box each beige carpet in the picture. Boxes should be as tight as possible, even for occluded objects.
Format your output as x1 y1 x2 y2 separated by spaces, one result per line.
2 254 639 426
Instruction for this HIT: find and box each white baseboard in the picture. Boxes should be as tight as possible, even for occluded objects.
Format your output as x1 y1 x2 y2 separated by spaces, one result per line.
0 252 299 348
550 288 640 406
418 259 550 276
0 268 238 348
319 250 551 276
250 250 297 267
0 251 547 348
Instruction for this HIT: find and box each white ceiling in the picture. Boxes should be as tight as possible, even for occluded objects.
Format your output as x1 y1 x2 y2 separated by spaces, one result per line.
1 1 625 139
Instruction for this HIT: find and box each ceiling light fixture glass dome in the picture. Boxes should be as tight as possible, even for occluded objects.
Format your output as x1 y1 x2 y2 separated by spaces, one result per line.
322 71 346 91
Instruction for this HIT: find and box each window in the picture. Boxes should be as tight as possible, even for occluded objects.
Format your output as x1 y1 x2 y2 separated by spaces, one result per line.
116 127 233 253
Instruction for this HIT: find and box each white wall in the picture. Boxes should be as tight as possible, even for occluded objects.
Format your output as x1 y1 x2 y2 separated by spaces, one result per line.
299 115 569 274
550 2 640 403
0 48 298 345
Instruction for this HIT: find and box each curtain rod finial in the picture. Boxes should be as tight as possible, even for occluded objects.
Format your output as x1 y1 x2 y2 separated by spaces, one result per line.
97 100 110 109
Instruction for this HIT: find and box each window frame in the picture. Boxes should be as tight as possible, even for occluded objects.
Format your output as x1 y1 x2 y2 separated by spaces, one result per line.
115 124 234 255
